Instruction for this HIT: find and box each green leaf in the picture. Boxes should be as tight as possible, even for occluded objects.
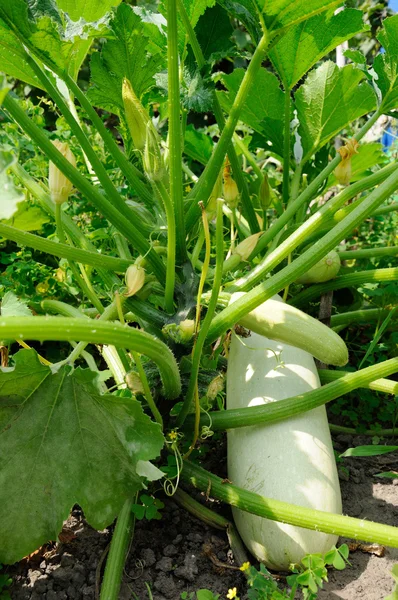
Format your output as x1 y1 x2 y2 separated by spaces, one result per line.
0 292 32 317
375 471 398 479
344 48 367 66
131 504 146 520
57 0 121 22
260 0 343 33
340 445 398 458
216 0 261 42
374 15 398 112
194 3 235 64
295 62 376 162
0 349 164 564
0 151 24 221
184 125 214 165
328 143 388 186
4 201 50 231
217 68 285 157
87 4 164 115
196 591 219 600
0 21 43 88
269 9 367 90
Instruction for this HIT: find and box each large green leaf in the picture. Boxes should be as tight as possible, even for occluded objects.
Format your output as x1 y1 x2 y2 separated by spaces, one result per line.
0 23 43 88
0 75 10 106
216 0 261 42
0 350 164 564
57 0 121 22
184 125 214 165
269 8 366 90
87 4 164 114
0 151 24 221
4 200 50 231
373 15 398 113
217 68 286 157
195 3 235 64
260 0 343 33
295 62 376 163
0 292 32 317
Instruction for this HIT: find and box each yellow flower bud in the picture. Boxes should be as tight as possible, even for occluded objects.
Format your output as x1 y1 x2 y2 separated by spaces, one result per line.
49 140 76 205
143 122 164 182
125 264 145 297
122 78 149 152
233 232 263 261
334 139 359 185
223 175 239 209
206 170 223 219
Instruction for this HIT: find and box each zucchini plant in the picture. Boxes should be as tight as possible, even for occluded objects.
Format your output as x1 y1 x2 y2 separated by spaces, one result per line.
0 0 398 597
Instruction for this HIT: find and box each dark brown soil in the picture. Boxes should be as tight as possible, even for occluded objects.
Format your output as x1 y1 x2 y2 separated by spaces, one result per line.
6 434 398 600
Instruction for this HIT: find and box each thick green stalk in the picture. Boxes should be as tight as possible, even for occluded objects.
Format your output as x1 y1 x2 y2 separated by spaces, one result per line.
11 163 165 328
207 166 398 342
177 200 224 428
41 299 88 319
187 357 398 431
330 308 395 328
373 202 398 217
153 180 176 313
132 351 163 427
292 267 398 308
181 461 398 548
23 51 151 235
0 222 131 272
176 0 259 233
100 498 135 600
237 109 382 266
3 95 166 283
282 91 291 205
318 368 398 395
184 33 269 232
338 246 398 260
232 161 398 291
57 74 153 205
173 488 229 530
167 0 187 262
0 317 181 399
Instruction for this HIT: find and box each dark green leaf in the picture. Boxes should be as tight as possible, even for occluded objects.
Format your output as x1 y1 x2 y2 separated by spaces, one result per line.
375 471 398 479
0 349 164 564
195 4 235 63
184 125 214 165
374 15 398 112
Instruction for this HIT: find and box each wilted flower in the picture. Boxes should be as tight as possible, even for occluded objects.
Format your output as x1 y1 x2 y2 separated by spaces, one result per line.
49 140 76 205
233 232 263 261
125 264 145 297
334 139 359 185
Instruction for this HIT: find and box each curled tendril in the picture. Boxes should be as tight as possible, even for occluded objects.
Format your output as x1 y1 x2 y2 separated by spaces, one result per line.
163 443 183 497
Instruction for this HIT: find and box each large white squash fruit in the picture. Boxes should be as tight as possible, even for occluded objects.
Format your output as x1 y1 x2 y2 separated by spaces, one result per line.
227 330 342 570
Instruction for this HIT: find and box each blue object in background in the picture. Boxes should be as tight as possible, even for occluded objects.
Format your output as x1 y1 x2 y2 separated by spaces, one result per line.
389 0 398 12
382 125 396 150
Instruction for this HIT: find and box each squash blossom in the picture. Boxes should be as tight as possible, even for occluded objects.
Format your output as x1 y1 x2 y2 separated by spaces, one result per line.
223 158 239 209
334 139 359 185
125 264 146 297
122 78 149 152
49 140 76 205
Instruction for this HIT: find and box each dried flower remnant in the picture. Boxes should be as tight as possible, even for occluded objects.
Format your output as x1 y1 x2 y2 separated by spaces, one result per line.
334 139 359 185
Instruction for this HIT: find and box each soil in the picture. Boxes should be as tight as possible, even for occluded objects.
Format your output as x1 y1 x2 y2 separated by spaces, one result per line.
6 433 398 600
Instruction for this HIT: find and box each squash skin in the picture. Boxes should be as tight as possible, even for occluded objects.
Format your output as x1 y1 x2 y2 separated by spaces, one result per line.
227 330 342 570
231 292 348 367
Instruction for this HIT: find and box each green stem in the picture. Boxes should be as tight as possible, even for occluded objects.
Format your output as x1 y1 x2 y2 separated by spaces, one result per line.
3 95 165 283
100 498 135 600
132 351 163 427
177 199 224 427
232 159 398 292
177 0 259 233
187 357 398 431
292 267 398 308
55 203 66 244
181 461 398 548
0 222 131 272
329 424 398 436
239 109 382 265
0 317 181 399
41 299 88 319
338 246 398 260
318 368 398 395
61 75 153 205
173 488 229 530
153 181 176 313
233 133 263 179
207 165 398 342
184 33 269 232
68 262 105 314
330 308 396 328
373 202 398 217
23 51 151 235
282 91 291 205
167 0 187 261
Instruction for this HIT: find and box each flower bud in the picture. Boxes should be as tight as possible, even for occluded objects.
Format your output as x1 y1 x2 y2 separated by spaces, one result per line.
125 371 144 395
334 139 359 185
143 122 164 182
122 78 149 152
162 319 195 344
125 264 145 297
223 175 239 209
49 140 76 205
296 250 341 284
233 232 263 261
258 173 271 210
206 170 223 219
